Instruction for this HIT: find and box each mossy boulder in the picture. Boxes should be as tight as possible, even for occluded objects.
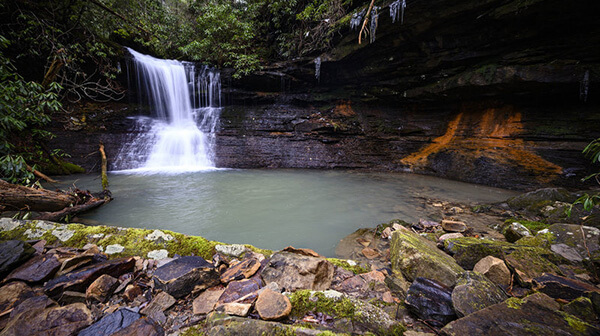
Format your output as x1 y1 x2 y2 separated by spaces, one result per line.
0 218 270 261
545 224 600 261
288 290 404 335
451 271 508 317
391 227 464 287
507 188 575 211
443 237 564 280
501 222 532 243
562 297 597 323
441 293 600 336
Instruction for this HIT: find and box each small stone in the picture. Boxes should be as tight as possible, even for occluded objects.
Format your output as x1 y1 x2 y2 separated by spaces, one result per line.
255 288 292 320
147 249 169 260
281 246 322 257
220 258 261 283
140 291 176 316
145 229 174 242
215 244 247 258
361 247 381 259
105 244 125 255
86 274 119 303
356 238 372 247
216 302 252 317
193 287 225 315
473 256 511 287
381 227 393 239
52 228 75 242
438 233 464 243
123 284 143 302
31 240 46 254
449 207 463 214
441 220 467 233
502 222 532 243
153 256 220 299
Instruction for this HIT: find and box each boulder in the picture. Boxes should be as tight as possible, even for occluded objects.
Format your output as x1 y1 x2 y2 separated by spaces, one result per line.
331 270 391 301
533 273 600 301
205 312 337 336
110 317 164 336
153 256 219 298
0 240 35 277
261 251 334 291
220 258 261 283
507 188 575 211
441 293 600 336
44 257 135 299
451 271 508 317
391 227 464 287
140 291 176 316
86 274 119 303
472 256 511 286
405 277 456 327
255 288 292 321
4 253 61 283
219 278 261 304
78 308 141 336
193 287 225 315
1 302 92 336
501 222 532 243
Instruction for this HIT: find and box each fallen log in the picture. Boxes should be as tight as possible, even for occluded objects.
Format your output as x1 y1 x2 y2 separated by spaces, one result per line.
26 164 58 184
36 198 106 222
0 179 76 212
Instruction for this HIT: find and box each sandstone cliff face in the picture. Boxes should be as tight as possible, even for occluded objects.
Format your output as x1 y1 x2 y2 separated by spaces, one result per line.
50 0 600 190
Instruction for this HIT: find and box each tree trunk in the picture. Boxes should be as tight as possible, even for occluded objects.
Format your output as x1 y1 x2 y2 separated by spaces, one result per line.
0 179 76 212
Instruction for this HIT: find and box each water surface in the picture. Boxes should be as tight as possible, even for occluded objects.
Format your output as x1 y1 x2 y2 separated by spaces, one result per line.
54 170 517 256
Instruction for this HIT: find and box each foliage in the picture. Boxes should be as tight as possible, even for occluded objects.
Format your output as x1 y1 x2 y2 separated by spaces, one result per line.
0 35 62 184
566 138 600 217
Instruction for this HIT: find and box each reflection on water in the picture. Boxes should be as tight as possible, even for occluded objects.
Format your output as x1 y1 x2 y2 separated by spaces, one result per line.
51 170 517 256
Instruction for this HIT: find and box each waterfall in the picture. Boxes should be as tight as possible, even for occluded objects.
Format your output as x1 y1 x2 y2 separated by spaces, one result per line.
113 48 221 173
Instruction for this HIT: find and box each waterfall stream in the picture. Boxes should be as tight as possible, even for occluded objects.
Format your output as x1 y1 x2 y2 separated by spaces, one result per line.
113 48 221 173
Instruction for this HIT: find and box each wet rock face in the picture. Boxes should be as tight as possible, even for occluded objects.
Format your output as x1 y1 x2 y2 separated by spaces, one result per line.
451 271 508 317
0 240 35 277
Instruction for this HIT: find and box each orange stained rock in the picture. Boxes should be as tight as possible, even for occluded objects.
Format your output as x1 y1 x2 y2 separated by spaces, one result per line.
333 101 356 117
400 106 563 183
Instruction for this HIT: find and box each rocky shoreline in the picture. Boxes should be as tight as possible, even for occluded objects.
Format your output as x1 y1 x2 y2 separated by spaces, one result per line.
0 187 599 335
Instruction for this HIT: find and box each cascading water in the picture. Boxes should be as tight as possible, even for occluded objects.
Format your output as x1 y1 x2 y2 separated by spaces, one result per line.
114 48 221 173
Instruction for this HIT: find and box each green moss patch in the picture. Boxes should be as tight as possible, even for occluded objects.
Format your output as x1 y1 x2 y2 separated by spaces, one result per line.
327 258 370 274
504 219 549 234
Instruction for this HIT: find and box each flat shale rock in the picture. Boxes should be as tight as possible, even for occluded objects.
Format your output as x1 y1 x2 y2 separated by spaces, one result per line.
533 273 600 301
0 240 35 276
220 258 261 283
405 277 456 327
153 256 219 298
4 253 61 283
78 308 141 336
255 288 292 320
391 227 464 287
451 271 508 317
44 257 135 299
86 274 118 303
140 291 176 316
110 317 164 336
441 293 600 336
193 287 225 315
205 312 328 336
2 302 92 336
260 251 334 291
219 278 261 304
215 302 252 317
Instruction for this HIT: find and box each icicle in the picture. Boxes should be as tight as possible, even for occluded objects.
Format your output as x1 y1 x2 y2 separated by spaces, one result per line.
350 10 365 30
580 70 590 102
314 57 322 82
370 6 380 43
390 0 407 24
